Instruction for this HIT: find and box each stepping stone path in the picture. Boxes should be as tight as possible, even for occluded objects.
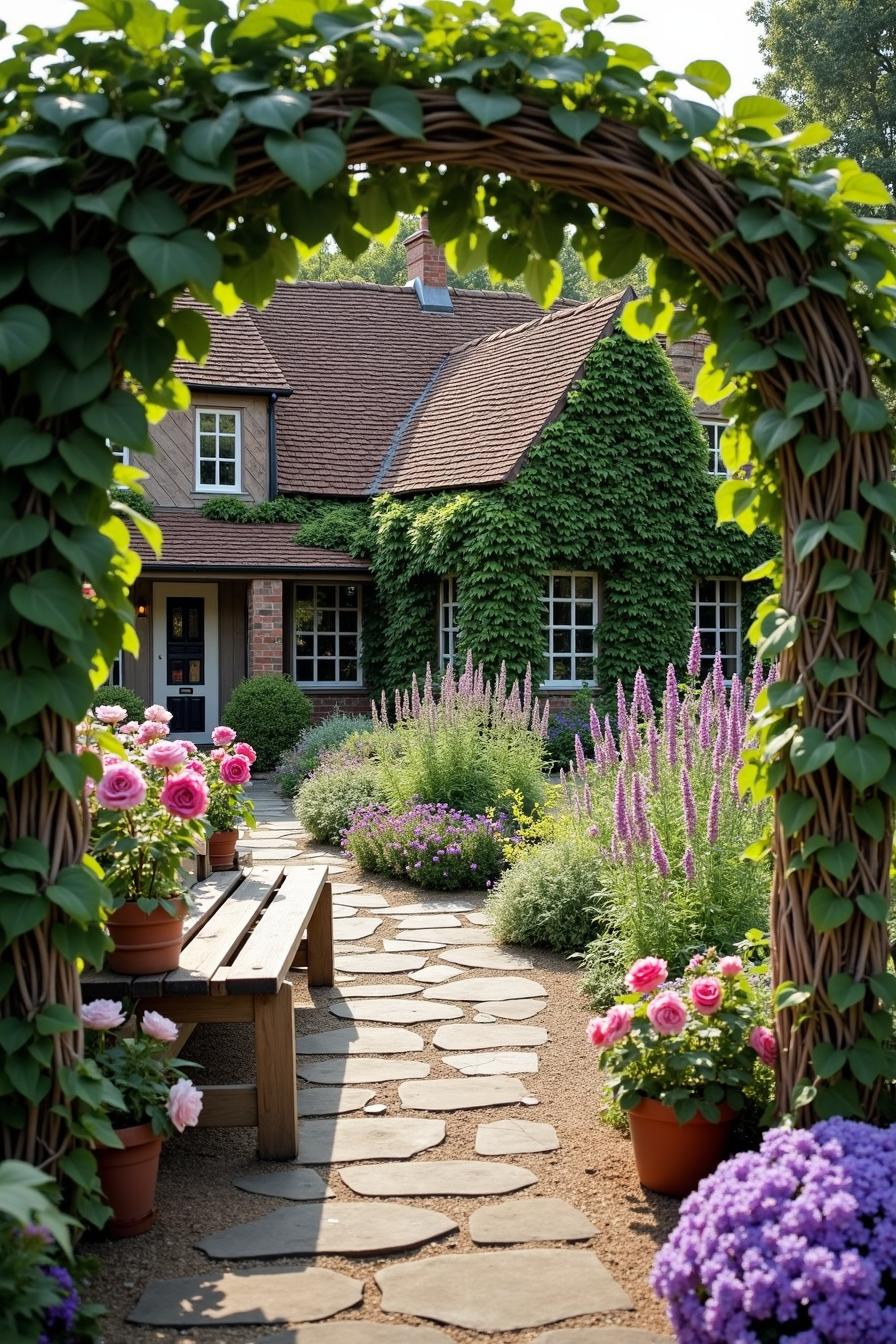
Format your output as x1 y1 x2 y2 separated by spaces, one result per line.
131 778 638 1341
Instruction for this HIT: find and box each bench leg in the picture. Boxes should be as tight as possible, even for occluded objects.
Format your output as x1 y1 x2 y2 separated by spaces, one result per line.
254 983 298 1160
307 879 334 987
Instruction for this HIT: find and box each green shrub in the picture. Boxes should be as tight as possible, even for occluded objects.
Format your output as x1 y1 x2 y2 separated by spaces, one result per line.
296 757 385 845
91 684 144 722
488 836 605 951
222 676 312 771
276 714 374 796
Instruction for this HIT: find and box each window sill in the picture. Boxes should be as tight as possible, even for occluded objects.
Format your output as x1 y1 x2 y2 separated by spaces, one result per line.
296 683 366 691
542 682 597 691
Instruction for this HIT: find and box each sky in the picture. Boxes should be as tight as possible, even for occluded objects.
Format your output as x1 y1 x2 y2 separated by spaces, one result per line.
1 0 766 98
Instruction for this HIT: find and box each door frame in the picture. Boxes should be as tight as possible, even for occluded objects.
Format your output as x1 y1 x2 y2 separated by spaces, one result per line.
152 582 219 743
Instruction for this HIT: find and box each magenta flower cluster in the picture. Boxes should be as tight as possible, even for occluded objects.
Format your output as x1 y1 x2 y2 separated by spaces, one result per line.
652 1118 896 1343
342 801 507 890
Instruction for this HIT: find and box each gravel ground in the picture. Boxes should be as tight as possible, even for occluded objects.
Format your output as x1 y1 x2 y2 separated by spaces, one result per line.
88 853 679 1344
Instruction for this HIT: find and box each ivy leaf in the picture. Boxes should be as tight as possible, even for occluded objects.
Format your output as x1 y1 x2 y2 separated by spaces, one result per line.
861 600 896 648
242 90 311 133
812 1042 848 1079
46 752 91 797
778 791 817 836
683 59 730 98
817 840 857 881
82 389 148 448
814 656 857 686
791 727 835 776
58 429 113 488
834 568 874 614
733 94 790 123
10 571 84 640
867 714 896 749
166 308 210 363
549 106 600 144
0 156 66 187
27 248 110 316
828 509 865 551
181 104 242 165
74 179 132 222
857 890 889 920
848 1039 888 1086
0 517 50 563
808 887 853 931
264 129 347 197
766 276 809 313
0 667 51 725
455 87 522 128
757 608 800 658
854 799 885 842
367 86 424 140
83 116 153 164
638 126 692 163
19 185 73 231
736 204 787 242
784 381 825 417
127 229 221 293
828 973 865 1011
859 478 896 517
0 305 51 372
0 734 42 784
120 189 187 236
841 391 890 433
523 256 563 308
835 735 890 792
752 409 802 460
33 92 108 128
795 435 839 477
668 96 719 140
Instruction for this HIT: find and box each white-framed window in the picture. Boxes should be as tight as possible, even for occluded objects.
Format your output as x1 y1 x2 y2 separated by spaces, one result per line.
110 443 129 465
105 653 122 686
702 420 728 476
541 571 598 687
294 582 362 686
695 578 741 681
195 408 241 493
439 576 459 669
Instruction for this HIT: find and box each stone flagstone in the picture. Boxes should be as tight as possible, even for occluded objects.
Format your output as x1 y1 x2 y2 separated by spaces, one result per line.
334 953 427 974
332 883 363 896
260 1325 455 1344
424 976 547 1002
375 1249 633 1331
433 1023 548 1051
295 1117 445 1163
238 846 298 861
351 892 390 908
332 905 359 918
444 1051 539 1075
298 1087 375 1116
298 1058 431 1085
399 1076 529 1110
397 914 462 929
382 938 446 952
338 1160 538 1197
476 1119 559 1154
386 901 475 915
234 1169 333 1201
532 1331 674 1343
196 1202 456 1260
328 983 422 998
394 927 494 946
410 965 464 984
329 917 382 941
299 1027 424 1055
477 997 548 1020
466 911 492 925
438 947 535 971
469 1198 598 1245
128 1266 362 1326
329 999 463 1025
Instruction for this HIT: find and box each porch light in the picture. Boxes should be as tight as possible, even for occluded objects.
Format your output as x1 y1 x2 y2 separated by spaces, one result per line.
136 600 150 618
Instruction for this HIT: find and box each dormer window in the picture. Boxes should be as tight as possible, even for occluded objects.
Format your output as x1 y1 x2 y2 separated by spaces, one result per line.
195 409 241 493
702 420 728 476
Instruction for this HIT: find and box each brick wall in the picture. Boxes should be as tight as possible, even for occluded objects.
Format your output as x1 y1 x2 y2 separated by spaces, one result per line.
404 214 448 289
307 690 372 724
247 578 284 676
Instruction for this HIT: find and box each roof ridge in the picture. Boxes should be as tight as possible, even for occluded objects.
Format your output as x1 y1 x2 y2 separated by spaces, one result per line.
444 289 628 358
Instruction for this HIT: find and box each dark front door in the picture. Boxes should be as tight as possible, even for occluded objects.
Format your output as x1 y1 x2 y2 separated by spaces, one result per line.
166 596 206 734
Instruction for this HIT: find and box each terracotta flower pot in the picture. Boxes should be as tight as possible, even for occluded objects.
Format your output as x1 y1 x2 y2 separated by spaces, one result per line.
208 828 238 870
628 1097 735 1197
95 1122 162 1237
106 899 186 974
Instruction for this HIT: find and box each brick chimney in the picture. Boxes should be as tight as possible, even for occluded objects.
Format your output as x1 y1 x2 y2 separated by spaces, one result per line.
404 213 448 289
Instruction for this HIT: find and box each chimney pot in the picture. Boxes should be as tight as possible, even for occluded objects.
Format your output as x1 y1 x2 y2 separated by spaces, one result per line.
404 213 448 290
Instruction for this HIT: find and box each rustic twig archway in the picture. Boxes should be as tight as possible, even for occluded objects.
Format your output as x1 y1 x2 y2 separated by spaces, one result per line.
2 1 895 1222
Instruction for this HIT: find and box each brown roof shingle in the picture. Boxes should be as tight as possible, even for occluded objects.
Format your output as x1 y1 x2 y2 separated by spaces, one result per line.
378 290 630 495
135 510 368 572
173 302 291 393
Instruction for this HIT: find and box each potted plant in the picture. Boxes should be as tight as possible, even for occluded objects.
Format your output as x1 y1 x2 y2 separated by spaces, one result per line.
86 704 209 973
203 728 256 870
588 947 774 1196
80 998 203 1237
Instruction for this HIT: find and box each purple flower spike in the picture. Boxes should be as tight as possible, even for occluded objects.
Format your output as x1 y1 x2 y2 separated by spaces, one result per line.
613 771 630 843
633 667 654 721
523 663 532 720
682 846 696 881
649 825 671 877
616 679 628 734
603 715 618 764
712 647 725 701
697 682 711 751
630 772 649 842
663 663 679 766
574 733 587 777
680 767 697 838
402 688 411 721
766 660 779 685
749 654 764 710
707 778 720 844
589 703 602 754
411 672 421 719
647 720 660 792
686 626 701 679
682 707 694 771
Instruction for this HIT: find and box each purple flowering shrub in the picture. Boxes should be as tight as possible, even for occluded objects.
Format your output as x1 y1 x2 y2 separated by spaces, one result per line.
342 802 508 890
652 1118 896 1344
0 1192 98 1343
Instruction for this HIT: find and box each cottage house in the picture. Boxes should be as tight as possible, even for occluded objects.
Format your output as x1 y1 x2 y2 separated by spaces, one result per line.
121 218 772 738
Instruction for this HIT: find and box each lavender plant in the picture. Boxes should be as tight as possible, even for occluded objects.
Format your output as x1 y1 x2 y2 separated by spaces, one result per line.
342 801 508 890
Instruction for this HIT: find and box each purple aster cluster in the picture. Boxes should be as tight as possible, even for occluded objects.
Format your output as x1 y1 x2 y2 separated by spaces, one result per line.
652 1118 896 1344
342 801 507 890
40 1264 81 1342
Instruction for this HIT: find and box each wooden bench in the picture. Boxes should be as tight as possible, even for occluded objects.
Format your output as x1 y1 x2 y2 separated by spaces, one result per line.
82 864 334 1160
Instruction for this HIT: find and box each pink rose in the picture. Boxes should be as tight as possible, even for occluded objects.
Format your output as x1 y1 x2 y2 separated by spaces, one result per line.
94 704 126 725
166 1078 203 1132
602 1003 635 1047
647 991 688 1036
96 762 146 810
144 704 173 724
145 740 190 770
160 772 208 820
234 742 256 763
211 725 237 746
119 721 139 736
80 999 126 1030
210 747 226 761
624 956 668 995
81 582 96 599
750 1025 778 1068
690 976 723 1016
141 1010 178 1043
135 721 169 745
219 753 251 785
183 740 198 756
718 955 743 977
586 1016 608 1048
186 758 206 776
688 953 705 970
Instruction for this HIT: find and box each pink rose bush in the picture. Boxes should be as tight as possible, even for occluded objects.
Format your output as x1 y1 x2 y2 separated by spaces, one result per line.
160 772 209 820
96 762 146 811
219 753 251 786
80 1000 203 1140
202 729 256 835
145 740 190 770
211 725 236 746
589 943 773 1125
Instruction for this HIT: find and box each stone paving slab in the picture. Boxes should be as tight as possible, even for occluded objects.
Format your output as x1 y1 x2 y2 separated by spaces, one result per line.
397 914 463 929
375 1249 633 1331
399 1076 530 1110
332 905 359 918
234 1169 334 1201
386 901 476 915
350 892 391 908
410 965 464 984
329 999 463 1025
328 983 422 998
196 1202 456 1260
444 1051 539 1075
298 1058 431 1085
294 1117 445 1164
469 1198 599 1245
394 927 494 946
128 1266 362 1325
475 1119 560 1154
259 1325 455 1344
334 953 428 975
332 883 364 896
438 947 535 971
433 1023 548 1051
465 911 492 925
424 976 547 1002
299 1027 425 1055
382 938 446 951
298 1087 376 1116
477 997 548 1019
329 917 383 941
338 1159 538 1198
532 1331 674 1344
238 846 299 860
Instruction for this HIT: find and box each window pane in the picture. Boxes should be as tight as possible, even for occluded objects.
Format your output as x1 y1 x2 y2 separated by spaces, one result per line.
199 434 217 456
296 658 314 680
339 608 358 631
340 634 358 657
719 579 739 605
316 608 336 632
553 575 571 599
553 601 572 627
219 460 236 486
553 657 571 681
317 635 336 658
296 634 312 655
295 584 314 603
218 435 236 459
575 628 594 653
340 585 358 608
317 586 336 607
218 413 236 434
295 605 313 632
317 660 336 682
199 412 216 433
199 459 216 484
574 575 593 601
575 601 593 626
553 628 571 653
339 659 358 681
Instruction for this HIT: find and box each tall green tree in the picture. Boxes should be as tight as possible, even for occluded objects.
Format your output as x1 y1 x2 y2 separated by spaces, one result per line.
749 0 896 210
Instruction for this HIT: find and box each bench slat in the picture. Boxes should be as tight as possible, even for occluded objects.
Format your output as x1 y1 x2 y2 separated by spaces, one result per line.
182 870 245 941
162 866 283 996
226 866 327 994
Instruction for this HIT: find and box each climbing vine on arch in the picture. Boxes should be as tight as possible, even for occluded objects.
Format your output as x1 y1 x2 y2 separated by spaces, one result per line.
1 0 896 1226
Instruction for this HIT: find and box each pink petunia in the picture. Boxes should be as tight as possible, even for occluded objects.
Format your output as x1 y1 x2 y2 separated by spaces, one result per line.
160 772 209 820
166 1078 203 1132
141 1010 178 1043
624 957 668 995
234 742 256 763
219 753 251 785
94 704 127 725
690 976 723 1015
211 725 237 746
647 991 688 1036
96 762 146 810
750 1025 778 1068
145 740 189 770
80 999 126 1030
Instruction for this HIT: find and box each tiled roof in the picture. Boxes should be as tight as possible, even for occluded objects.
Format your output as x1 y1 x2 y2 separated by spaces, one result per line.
249 281 571 496
173 302 291 393
378 290 631 494
135 510 368 572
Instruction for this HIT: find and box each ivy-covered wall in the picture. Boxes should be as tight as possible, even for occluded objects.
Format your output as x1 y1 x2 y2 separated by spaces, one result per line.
204 333 777 705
